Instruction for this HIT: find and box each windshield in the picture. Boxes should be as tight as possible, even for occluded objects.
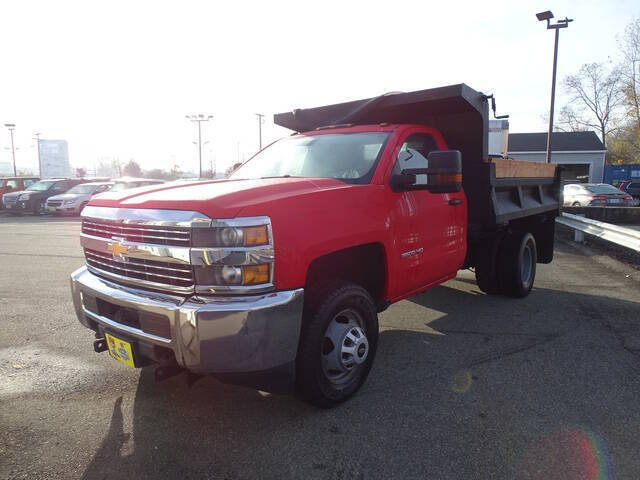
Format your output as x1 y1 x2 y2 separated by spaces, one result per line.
26 180 57 191
66 184 96 194
586 184 622 194
229 132 390 184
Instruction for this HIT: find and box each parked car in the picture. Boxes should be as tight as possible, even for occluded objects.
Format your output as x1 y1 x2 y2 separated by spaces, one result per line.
563 183 634 207
618 180 631 191
108 177 165 192
2 178 89 215
45 182 113 215
620 180 640 199
71 84 562 407
0 177 39 209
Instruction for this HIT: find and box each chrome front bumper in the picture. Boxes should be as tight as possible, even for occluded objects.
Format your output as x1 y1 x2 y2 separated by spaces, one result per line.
70 266 304 376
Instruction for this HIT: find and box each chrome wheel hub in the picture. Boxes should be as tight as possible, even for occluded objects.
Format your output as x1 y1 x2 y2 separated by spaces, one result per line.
321 308 369 386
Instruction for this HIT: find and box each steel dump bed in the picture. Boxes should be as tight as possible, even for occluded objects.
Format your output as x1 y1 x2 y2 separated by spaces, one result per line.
274 83 561 236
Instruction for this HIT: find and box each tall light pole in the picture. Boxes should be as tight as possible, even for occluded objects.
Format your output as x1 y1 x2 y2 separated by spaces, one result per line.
255 113 265 150
186 114 213 178
33 132 42 177
4 123 16 176
537 10 573 164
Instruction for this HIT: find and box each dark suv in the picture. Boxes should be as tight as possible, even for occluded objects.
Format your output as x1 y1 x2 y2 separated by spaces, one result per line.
2 178 87 215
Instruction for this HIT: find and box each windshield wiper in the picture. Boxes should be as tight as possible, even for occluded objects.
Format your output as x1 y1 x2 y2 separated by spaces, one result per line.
260 175 298 179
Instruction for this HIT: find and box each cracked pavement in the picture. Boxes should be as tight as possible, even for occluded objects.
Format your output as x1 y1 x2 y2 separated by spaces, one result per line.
1 214 640 479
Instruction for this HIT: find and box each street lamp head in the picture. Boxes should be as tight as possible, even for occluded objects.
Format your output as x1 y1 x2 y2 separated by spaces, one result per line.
186 114 213 122
4 123 16 129
536 10 554 21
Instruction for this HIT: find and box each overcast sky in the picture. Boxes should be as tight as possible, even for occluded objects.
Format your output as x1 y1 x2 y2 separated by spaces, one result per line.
1 0 638 176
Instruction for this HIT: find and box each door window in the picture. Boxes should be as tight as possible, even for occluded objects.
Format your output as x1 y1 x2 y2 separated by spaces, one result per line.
6 180 19 189
391 133 438 185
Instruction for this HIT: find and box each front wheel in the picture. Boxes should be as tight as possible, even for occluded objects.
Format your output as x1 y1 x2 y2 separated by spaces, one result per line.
33 200 44 215
296 282 378 408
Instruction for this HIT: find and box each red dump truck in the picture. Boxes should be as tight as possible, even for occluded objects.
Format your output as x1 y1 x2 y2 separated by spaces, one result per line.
70 84 561 407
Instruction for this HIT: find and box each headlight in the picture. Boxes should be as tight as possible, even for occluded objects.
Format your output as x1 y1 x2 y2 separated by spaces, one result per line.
191 217 273 293
194 264 271 287
64 199 76 205
192 225 269 247
19 193 31 201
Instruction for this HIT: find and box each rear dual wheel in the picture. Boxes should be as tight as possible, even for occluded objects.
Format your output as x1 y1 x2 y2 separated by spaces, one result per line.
296 282 378 408
475 231 537 298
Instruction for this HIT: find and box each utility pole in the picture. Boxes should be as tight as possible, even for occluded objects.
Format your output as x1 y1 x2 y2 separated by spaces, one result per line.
4 124 16 176
255 113 264 150
536 11 573 164
185 114 213 178
33 132 42 177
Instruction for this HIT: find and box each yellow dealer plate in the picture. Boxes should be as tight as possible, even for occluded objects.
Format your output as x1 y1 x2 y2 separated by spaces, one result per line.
105 333 135 368
48 206 56 212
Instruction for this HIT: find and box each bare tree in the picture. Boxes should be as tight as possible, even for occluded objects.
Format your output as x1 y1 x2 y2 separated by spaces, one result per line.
561 62 624 147
123 159 142 177
554 106 589 133
618 18 640 126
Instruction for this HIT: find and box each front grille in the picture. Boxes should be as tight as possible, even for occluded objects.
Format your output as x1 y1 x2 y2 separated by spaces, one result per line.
47 200 63 207
84 248 194 289
4 196 17 206
82 219 191 247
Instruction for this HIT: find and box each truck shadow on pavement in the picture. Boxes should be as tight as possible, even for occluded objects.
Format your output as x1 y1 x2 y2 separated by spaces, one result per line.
82 274 640 480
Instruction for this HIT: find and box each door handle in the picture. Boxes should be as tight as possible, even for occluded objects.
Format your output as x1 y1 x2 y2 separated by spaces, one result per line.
448 198 462 206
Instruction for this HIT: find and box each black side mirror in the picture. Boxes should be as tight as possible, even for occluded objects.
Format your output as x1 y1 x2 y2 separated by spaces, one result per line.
425 150 462 193
390 171 417 191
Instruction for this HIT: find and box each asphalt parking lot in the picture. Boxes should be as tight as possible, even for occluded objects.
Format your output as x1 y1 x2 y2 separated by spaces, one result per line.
2 214 640 479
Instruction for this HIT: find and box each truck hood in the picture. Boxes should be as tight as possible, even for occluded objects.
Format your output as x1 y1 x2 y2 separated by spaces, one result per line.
88 177 355 218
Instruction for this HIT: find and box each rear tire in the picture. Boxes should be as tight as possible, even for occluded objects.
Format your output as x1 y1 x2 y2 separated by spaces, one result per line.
296 282 378 408
496 231 537 298
572 201 581 207
474 235 502 295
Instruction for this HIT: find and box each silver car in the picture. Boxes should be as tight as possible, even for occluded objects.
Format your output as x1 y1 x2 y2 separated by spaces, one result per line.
563 183 634 207
45 182 113 214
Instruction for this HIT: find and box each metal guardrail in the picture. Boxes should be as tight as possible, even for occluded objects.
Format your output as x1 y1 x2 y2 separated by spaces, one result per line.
557 212 640 252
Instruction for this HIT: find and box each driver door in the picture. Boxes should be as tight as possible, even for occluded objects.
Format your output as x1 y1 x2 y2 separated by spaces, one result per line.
389 131 465 296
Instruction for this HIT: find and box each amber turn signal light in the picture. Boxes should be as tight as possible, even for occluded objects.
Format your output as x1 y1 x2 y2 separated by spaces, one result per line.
243 225 269 246
242 264 270 284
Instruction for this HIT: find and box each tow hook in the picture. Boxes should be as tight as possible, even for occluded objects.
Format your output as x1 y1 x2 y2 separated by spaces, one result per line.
93 338 108 353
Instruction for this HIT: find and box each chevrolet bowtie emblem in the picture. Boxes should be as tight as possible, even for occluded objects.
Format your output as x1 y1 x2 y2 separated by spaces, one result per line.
107 242 129 258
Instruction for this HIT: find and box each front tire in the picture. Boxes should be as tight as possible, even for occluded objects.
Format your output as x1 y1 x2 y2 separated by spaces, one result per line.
296 282 378 408
33 200 44 215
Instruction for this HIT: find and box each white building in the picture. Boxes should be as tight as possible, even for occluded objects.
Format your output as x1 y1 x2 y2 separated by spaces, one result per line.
508 131 606 183
40 140 71 178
